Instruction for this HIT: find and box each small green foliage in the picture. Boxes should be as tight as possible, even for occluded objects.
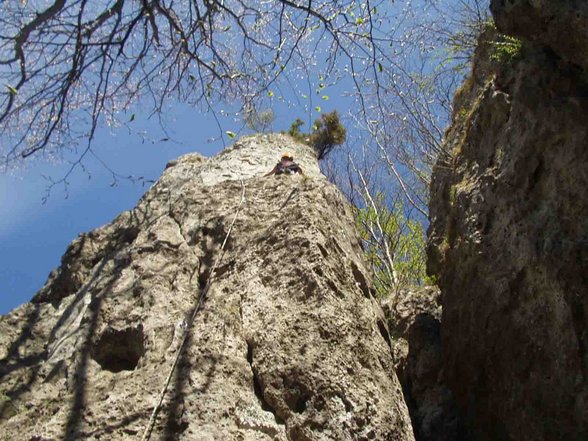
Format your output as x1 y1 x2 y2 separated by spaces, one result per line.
286 110 346 160
491 35 523 64
457 108 469 121
424 274 439 286
287 118 306 143
441 17 496 77
308 110 346 160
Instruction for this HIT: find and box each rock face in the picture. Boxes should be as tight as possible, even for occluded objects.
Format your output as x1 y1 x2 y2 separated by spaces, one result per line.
428 5 588 441
0 134 415 441
491 0 588 70
381 287 464 441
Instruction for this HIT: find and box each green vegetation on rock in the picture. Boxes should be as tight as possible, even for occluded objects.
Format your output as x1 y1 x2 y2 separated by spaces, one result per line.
286 111 346 160
491 34 523 63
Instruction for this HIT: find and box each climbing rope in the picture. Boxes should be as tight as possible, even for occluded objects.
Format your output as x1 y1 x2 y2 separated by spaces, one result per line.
140 179 246 441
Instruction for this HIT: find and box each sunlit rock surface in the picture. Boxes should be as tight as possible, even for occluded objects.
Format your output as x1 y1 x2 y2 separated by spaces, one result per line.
0 134 415 440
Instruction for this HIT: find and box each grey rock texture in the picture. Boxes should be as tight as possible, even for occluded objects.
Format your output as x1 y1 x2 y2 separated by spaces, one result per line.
491 0 588 70
0 134 415 441
382 287 464 441
428 9 588 441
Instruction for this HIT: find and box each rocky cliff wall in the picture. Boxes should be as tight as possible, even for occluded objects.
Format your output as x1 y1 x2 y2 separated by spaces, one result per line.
428 3 588 440
381 287 464 441
0 134 415 441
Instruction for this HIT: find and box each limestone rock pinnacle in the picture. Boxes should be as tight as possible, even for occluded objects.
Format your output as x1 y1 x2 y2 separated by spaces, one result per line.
0 134 415 441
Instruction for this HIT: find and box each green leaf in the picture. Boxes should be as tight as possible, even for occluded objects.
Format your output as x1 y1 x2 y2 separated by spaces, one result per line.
6 85 17 95
378 62 383 72
129 113 136 122
321 95 329 100
226 131 236 139
315 106 321 112
356 17 364 25
268 90 274 97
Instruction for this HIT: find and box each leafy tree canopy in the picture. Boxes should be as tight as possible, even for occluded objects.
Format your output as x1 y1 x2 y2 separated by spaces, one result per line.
354 193 429 296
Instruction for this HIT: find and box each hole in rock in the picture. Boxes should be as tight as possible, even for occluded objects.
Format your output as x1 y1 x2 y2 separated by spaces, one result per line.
292 393 309 414
377 320 392 350
198 271 208 290
351 262 371 299
247 341 282 421
317 243 329 258
247 343 268 410
91 325 145 373
283 378 311 414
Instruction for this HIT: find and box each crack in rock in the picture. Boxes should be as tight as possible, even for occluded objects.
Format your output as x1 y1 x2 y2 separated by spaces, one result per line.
246 340 285 425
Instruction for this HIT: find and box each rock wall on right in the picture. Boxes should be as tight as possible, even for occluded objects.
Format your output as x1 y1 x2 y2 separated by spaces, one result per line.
427 3 588 441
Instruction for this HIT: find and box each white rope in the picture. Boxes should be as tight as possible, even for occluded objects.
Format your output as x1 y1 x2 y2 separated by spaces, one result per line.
140 179 246 441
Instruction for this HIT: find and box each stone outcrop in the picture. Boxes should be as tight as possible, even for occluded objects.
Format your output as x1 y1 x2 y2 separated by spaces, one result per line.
491 0 588 71
0 134 415 440
381 287 464 441
428 4 588 441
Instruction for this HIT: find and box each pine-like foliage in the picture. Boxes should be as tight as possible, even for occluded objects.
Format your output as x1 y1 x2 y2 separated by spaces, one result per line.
286 111 346 160
309 111 346 160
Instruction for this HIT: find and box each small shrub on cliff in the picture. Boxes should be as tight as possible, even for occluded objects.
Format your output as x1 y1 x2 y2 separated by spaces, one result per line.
285 111 346 160
476 21 523 65
490 34 523 63
288 118 307 143
309 111 346 160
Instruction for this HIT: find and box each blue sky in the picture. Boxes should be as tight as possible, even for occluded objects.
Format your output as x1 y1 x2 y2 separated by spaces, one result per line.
0 97 345 314
0 0 466 314
0 105 227 314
